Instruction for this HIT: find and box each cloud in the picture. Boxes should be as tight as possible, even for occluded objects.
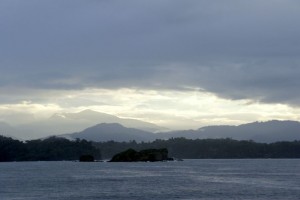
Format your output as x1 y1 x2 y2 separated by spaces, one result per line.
0 0 300 105
1 88 300 129
0 101 61 125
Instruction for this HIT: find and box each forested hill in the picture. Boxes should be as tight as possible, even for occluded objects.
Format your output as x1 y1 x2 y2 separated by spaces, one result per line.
94 138 300 159
0 136 101 162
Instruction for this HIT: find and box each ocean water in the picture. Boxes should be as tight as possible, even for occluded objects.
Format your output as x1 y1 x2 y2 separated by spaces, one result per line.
0 159 300 200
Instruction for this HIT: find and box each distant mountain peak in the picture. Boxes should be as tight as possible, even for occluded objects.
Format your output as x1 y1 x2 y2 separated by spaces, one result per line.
78 109 106 115
79 109 95 113
239 120 300 127
91 123 125 129
66 122 154 142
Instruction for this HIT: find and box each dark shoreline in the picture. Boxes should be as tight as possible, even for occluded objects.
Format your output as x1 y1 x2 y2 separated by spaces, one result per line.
2 135 300 162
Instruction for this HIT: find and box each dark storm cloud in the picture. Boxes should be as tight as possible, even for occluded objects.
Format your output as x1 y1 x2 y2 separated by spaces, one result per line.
1 0 300 105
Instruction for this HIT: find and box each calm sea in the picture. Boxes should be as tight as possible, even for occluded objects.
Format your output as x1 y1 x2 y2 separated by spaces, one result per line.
0 159 300 200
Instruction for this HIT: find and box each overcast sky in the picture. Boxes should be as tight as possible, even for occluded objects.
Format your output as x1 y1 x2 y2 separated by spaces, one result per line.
1 0 300 129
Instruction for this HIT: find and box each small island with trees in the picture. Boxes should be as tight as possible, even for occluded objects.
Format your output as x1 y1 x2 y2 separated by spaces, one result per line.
109 148 173 162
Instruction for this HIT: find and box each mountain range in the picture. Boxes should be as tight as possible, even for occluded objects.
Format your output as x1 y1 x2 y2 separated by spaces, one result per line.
61 120 300 143
0 110 166 140
158 120 300 143
1 109 300 142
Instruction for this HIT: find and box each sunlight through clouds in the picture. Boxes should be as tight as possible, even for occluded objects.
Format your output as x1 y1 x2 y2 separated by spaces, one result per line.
1 88 300 130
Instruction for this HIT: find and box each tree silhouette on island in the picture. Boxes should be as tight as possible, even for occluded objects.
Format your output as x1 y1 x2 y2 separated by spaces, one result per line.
109 148 173 162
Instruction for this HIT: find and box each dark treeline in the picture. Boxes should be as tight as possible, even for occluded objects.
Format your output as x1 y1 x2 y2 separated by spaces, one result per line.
94 138 300 159
0 136 101 162
2 136 300 161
